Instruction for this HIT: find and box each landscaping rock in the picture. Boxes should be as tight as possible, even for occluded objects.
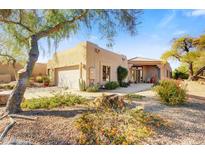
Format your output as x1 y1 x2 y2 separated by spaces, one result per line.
94 94 125 110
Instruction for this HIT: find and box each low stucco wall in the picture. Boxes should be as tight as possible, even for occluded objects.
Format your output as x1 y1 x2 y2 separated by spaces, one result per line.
0 63 22 82
0 74 11 83
0 62 47 83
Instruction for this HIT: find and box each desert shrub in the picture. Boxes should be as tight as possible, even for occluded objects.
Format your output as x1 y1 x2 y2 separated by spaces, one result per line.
153 79 187 105
104 81 119 90
42 76 50 84
79 79 86 91
124 93 145 102
21 93 87 109
152 81 160 87
74 108 166 145
35 76 43 83
117 66 128 86
120 82 130 87
86 84 100 92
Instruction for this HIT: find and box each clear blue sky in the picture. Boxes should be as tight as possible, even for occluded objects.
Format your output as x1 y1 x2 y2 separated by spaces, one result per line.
38 9 205 70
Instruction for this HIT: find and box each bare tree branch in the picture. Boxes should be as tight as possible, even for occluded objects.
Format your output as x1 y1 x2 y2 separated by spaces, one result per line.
0 18 33 33
0 116 15 141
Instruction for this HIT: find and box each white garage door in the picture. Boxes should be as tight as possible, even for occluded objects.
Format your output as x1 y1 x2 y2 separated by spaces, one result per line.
57 69 80 90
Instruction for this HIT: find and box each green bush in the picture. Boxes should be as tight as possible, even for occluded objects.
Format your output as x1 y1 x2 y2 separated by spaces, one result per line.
124 93 145 102
86 84 100 92
120 82 130 87
172 69 189 79
117 66 128 86
21 93 87 109
153 79 187 106
172 64 189 79
35 76 43 83
104 81 119 90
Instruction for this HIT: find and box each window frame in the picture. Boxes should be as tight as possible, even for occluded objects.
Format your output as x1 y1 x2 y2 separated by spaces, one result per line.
102 65 111 82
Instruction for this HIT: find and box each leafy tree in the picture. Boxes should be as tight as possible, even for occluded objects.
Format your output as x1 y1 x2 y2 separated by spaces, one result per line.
117 66 128 86
192 35 205 78
172 64 189 79
0 9 142 113
161 36 205 80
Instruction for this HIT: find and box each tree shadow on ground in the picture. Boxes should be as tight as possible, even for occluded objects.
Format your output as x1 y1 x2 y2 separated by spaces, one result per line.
183 101 205 111
19 108 96 118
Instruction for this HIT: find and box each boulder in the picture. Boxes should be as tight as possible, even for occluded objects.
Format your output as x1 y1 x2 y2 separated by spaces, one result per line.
94 94 126 110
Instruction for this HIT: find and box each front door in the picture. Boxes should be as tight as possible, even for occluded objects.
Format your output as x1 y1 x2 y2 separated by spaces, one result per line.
136 69 141 83
131 66 143 83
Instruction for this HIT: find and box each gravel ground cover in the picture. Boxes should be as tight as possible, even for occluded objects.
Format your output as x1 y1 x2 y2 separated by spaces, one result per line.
133 90 205 144
0 81 204 144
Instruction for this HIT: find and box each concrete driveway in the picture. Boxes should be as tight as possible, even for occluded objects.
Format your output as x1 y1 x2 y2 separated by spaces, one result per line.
0 83 153 100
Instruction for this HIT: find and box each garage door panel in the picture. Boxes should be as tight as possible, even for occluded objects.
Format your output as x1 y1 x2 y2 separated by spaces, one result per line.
57 69 79 89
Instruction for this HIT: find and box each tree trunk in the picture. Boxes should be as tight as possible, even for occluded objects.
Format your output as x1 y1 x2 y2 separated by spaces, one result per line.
188 62 194 80
12 61 17 81
5 35 39 114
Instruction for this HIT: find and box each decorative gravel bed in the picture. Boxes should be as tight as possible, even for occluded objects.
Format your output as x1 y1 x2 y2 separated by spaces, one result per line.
132 91 205 144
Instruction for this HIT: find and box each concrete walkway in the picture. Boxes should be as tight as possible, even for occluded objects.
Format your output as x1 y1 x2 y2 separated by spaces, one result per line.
0 83 153 99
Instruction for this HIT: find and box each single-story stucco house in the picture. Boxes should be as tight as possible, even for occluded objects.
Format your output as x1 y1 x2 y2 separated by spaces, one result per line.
47 41 172 90
47 41 128 89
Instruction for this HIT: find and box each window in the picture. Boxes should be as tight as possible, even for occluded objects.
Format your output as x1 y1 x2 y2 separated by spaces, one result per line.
48 69 50 76
103 65 111 81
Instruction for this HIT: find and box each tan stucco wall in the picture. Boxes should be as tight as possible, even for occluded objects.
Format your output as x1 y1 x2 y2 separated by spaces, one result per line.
47 41 128 87
142 65 159 81
32 63 47 78
86 42 128 85
0 74 11 83
159 63 172 80
0 63 22 82
47 42 87 85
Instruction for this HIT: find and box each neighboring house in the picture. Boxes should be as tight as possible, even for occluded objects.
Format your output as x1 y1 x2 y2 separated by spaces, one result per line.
128 57 172 83
0 62 22 83
0 62 47 83
47 41 128 89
